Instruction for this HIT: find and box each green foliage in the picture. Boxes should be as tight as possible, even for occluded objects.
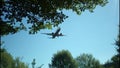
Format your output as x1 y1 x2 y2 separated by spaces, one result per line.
0 48 28 68
0 0 108 36
115 28 120 56
103 56 119 68
75 53 102 68
0 49 14 68
13 57 28 68
111 55 119 68
103 60 113 68
114 32 120 68
31 59 36 68
104 27 120 68
49 50 78 68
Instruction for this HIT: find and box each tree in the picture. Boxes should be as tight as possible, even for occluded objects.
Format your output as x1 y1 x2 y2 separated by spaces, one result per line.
104 55 119 68
104 25 120 68
0 0 108 36
0 49 14 68
103 60 113 68
75 53 102 68
0 48 28 68
13 57 28 68
113 29 120 68
31 58 36 68
115 25 120 60
49 50 78 68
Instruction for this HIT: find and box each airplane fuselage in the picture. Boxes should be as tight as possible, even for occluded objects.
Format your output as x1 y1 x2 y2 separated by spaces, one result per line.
42 27 64 39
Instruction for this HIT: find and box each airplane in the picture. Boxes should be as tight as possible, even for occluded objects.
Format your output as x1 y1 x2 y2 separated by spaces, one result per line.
41 27 65 39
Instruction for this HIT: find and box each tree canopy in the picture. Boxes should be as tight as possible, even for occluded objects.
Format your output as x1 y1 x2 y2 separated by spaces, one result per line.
0 48 28 68
0 0 108 36
104 27 120 68
75 53 102 68
49 50 78 68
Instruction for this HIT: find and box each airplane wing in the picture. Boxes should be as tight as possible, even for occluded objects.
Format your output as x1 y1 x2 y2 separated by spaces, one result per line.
41 33 53 35
41 28 64 39
49 28 61 38
54 27 61 35
57 34 65 36
60 34 65 36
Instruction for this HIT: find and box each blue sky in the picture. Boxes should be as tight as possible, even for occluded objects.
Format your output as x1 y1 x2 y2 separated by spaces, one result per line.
1 0 119 68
